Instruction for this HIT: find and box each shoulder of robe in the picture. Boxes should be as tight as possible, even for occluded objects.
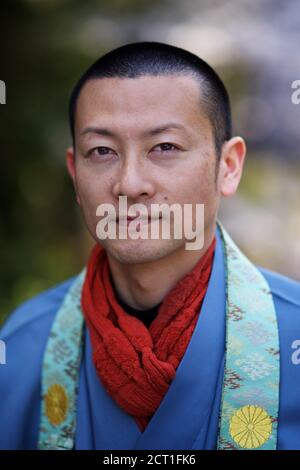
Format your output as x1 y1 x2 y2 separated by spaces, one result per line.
259 267 300 334
259 268 300 308
0 277 77 450
0 276 76 341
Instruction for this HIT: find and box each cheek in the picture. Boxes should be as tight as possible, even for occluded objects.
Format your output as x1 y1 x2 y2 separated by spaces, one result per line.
75 170 108 215
172 158 216 204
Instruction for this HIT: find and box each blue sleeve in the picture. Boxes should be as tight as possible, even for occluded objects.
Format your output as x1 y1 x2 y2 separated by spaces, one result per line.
0 279 73 449
260 268 300 449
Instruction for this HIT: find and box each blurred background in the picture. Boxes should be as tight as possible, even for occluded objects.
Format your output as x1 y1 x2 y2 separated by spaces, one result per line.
1 0 300 324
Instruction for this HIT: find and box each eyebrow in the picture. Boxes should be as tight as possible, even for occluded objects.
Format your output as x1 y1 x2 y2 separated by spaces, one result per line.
80 123 188 138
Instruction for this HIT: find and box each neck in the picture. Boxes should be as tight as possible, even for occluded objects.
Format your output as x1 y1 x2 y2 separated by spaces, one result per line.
107 222 216 311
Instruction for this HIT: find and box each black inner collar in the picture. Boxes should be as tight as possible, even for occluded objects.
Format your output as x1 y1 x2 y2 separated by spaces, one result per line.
114 289 161 328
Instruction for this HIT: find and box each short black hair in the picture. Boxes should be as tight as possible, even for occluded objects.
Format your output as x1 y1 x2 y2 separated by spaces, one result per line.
69 41 232 158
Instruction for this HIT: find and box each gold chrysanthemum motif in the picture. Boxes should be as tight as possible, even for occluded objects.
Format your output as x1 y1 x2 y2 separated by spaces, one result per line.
45 384 68 426
229 405 272 449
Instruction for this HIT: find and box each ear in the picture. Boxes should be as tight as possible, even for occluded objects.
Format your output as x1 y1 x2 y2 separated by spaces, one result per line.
218 136 246 197
66 146 81 205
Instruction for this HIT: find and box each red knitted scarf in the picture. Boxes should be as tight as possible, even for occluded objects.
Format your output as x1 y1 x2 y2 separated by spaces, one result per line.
81 238 216 431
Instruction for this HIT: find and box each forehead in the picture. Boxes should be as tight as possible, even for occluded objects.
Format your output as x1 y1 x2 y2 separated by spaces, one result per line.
75 75 209 135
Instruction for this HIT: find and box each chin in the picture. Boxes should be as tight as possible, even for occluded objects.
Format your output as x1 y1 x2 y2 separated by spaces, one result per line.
101 237 184 265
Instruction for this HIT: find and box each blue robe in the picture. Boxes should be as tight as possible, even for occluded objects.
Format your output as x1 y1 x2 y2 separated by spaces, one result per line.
1 230 300 450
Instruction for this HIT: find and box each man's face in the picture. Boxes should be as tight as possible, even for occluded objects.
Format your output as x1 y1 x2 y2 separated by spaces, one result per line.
68 74 221 264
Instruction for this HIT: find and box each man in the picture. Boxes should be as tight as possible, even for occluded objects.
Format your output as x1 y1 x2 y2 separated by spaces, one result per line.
0 42 300 450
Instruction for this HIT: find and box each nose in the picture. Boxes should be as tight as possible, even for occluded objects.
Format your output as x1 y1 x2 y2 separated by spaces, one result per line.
112 154 155 202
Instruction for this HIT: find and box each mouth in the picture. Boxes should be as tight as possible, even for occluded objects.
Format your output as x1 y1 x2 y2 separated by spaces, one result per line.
116 215 161 225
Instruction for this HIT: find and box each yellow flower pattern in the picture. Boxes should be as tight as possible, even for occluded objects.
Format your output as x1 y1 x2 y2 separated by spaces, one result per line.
45 384 68 426
229 405 272 449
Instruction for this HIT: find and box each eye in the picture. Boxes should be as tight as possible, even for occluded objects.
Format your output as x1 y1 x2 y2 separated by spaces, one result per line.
86 146 116 158
152 143 179 152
